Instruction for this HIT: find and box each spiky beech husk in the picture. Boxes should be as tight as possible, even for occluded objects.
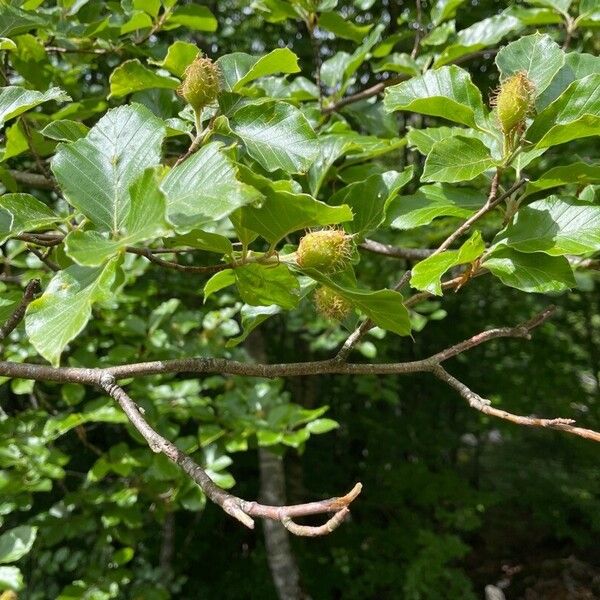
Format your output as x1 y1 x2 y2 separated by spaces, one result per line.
178 56 221 111
296 229 352 273
493 72 534 134
314 286 353 322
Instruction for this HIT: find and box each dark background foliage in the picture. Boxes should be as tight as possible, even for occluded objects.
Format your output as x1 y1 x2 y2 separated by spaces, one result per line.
0 0 599 599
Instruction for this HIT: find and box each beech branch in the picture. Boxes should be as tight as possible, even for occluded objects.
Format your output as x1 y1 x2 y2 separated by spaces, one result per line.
0 302 596 529
0 278 40 341
336 174 526 361
360 240 434 261
0 307 596 442
99 374 362 535
432 365 600 443
322 49 499 114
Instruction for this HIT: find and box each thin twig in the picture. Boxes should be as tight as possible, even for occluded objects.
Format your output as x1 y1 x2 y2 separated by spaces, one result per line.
0 308 596 445
0 279 40 341
307 14 324 109
432 365 600 443
99 374 361 535
16 233 63 247
322 49 500 114
360 240 434 260
28 247 59 271
8 170 54 189
45 46 111 55
410 0 423 59
431 170 505 257
10 233 232 273
19 119 61 195
174 113 216 167
127 248 233 274
336 173 519 361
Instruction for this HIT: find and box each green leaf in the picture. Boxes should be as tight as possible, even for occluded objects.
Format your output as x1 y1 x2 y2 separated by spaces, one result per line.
309 128 405 195
0 566 23 591
320 52 352 88
343 24 385 85
65 168 170 266
496 195 600 256
537 52 600 110
0 86 69 128
411 231 485 295
331 169 413 237
306 418 339 434
166 5 218 32
40 119 89 142
204 269 235 301
318 11 372 42
526 74 600 148
109 59 179 98
306 271 411 336
0 193 60 242
148 41 200 77
431 0 468 25
0 526 37 564
237 185 352 245
0 38 17 51
372 52 420 75
162 142 260 230
483 247 574 293
435 14 522 67
52 104 166 233
217 49 300 92
42 400 127 440
134 0 161 17
226 304 281 347
524 162 600 197
120 11 152 34
525 0 572 16
495 33 565 96
407 125 499 158
229 102 318 173
386 184 485 230
0 4 44 37
579 0 600 18
422 136 496 183
25 259 120 366
384 66 489 130
167 230 233 255
235 263 300 309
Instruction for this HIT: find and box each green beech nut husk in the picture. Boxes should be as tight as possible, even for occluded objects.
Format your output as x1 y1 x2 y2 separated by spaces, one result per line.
314 286 352 322
296 229 352 273
178 56 221 111
493 72 534 133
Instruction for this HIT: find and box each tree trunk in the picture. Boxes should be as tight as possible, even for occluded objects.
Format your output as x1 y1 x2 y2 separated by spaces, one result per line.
259 448 304 600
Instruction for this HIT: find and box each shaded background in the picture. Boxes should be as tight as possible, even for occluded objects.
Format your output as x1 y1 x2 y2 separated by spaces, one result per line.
1 0 599 598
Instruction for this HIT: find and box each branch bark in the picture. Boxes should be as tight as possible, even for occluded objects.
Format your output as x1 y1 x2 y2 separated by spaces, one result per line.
99 374 362 535
8 170 54 189
0 279 40 341
259 448 304 599
335 174 526 361
322 49 499 114
360 240 435 261
0 307 596 446
432 365 600 443
0 305 595 534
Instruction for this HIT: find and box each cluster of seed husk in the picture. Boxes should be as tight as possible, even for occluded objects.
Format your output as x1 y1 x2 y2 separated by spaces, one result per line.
314 286 353 322
178 56 221 111
493 72 534 134
296 229 352 273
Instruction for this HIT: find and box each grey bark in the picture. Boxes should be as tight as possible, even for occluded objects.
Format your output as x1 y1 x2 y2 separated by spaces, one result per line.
259 448 304 600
